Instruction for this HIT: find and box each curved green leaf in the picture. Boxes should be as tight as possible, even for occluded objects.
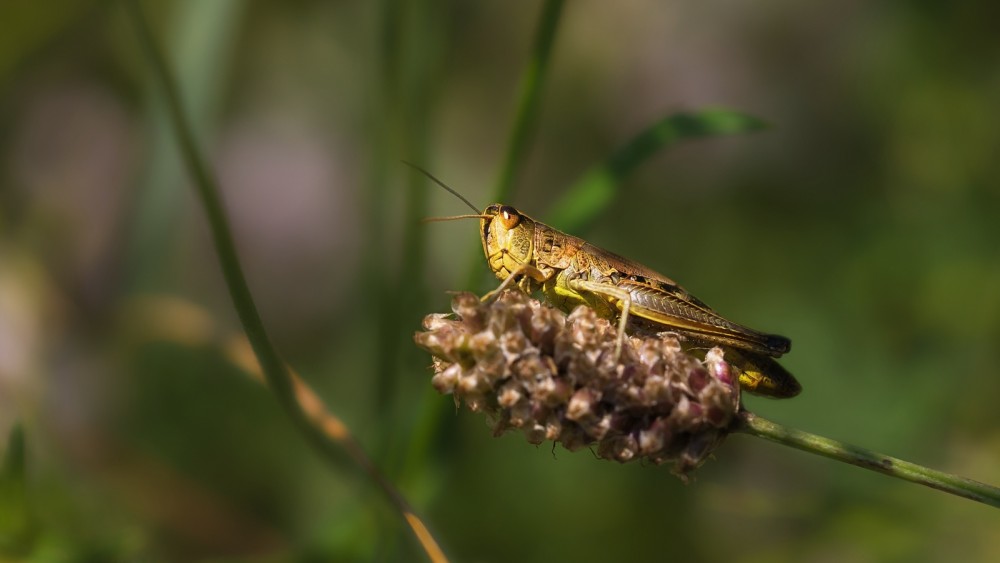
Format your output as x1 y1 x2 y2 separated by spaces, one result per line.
546 109 766 232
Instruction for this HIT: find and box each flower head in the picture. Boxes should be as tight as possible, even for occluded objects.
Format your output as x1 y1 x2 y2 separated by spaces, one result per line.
414 291 740 478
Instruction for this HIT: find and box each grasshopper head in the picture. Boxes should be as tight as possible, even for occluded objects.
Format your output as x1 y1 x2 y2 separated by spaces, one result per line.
481 204 536 281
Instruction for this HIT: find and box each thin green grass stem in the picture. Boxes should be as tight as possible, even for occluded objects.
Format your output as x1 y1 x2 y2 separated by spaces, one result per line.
736 411 1000 508
125 2 449 559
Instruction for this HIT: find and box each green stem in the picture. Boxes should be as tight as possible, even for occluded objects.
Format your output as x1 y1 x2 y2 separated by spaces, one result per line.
491 0 564 206
400 0 567 523
462 0 564 292
735 411 1000 508
125 2 449 559
125 0 243 293
405 1 564 541
125 0 292 413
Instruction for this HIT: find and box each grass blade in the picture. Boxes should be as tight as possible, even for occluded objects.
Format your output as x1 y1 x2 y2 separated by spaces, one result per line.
547 109 765 232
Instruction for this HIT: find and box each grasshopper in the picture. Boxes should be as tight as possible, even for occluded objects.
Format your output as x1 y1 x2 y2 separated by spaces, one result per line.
416 165 801 399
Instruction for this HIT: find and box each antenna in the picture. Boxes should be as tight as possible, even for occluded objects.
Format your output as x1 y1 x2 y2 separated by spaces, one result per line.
402 161 480 214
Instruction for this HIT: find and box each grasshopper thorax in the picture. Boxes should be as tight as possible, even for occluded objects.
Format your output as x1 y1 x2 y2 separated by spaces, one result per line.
481 204 536 282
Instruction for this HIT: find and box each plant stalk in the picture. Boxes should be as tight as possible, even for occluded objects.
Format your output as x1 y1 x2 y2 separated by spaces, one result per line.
735 411 1000 508
125 2 449 559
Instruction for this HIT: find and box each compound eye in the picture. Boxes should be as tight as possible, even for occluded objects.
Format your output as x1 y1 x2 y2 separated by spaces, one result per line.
498 205 521 229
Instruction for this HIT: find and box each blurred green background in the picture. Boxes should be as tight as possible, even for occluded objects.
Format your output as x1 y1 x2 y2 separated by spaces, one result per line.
2 1 999 561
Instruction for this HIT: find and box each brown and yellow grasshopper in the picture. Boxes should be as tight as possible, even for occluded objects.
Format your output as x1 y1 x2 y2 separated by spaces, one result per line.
417 166 801 399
